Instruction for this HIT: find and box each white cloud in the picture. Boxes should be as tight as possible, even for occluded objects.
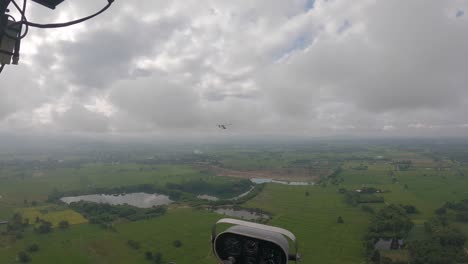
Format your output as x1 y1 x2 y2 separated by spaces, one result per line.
1 0 468 137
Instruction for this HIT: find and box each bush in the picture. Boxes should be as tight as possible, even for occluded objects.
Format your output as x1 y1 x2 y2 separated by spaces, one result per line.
402 204 417 214
127 240 140 250
153 252 163 264
17 251 31 263
337 216 344 224
370 250 380 263
35 221 53 234
456 212 468 222
381 257 392 264
59 220 70 229
361 205 375 214
435 207 447 215
144 251 153 260
173 240 182 248
27 244 39 253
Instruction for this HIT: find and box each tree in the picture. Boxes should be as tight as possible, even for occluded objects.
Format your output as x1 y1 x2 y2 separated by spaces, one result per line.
35 221 52 234
371 250 380 264
305 191 310 197
153 252 162 264
361 205 375 214
435 207 447 215
381 257 392 264
173 240 182 248
17 251 31 263
368 205 413 238
59 220 70 229
127 240 140 250
370 250 380 263
402 204 417 214
144 251 153 260
27 244 39 252
337 216 344 224
455 212 468 223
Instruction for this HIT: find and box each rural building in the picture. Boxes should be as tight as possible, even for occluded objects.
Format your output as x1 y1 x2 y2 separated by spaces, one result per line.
374 238 404 250
0 220 8 225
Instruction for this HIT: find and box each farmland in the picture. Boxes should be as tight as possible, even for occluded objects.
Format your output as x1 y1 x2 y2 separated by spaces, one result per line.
0 139 468 263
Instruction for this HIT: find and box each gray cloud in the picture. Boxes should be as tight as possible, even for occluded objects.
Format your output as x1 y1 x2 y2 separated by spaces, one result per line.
53 103 110 133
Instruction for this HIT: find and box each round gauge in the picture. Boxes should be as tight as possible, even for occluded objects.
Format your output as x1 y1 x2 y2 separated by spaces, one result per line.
261 247 283 264
246 256 257 264
244 239 259 255
223 236 242 256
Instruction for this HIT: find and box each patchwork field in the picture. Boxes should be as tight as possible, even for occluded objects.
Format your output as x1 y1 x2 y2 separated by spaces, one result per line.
1 142 468 264
17 206 88 227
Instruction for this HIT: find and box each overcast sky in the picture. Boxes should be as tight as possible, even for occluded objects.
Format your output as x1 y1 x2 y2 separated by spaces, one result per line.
1 0 468 138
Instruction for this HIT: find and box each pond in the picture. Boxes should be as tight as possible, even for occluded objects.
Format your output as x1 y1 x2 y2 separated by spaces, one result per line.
197 194 219 201
250 178 313 186
60 193 173 208
197 186 255 201
212 208 271 221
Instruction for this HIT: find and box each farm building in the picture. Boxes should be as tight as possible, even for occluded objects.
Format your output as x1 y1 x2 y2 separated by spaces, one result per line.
374 238 404 250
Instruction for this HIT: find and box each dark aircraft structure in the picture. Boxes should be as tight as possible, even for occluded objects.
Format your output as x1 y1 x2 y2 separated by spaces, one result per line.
218 124 232 130
0 0 115 74
212 218 300 264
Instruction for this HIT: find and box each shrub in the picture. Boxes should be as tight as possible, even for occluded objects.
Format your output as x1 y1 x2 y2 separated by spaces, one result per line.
127 240 140 250
35 221 52 234
27 244 39 252
59 220 70 229
144 251 153 260
173 240 182 248
17 251 31 263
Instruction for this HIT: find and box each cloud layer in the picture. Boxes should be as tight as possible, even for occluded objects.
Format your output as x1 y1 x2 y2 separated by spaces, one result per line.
1 0 468 137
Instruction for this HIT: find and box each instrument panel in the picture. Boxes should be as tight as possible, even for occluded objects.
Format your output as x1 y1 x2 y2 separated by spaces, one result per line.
215 233 287 264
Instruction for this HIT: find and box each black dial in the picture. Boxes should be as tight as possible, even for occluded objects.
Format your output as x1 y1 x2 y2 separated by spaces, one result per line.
244 239 259 255
223 236 242 256
261 246 283 264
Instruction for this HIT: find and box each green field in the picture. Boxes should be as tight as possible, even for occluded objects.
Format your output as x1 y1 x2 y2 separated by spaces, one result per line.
1 142 468 263
17 206 88 227
0 208 220 264
247 184 370 263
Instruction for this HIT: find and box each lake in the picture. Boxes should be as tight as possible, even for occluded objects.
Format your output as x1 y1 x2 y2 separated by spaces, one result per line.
250 178 313 185
60 193 173 208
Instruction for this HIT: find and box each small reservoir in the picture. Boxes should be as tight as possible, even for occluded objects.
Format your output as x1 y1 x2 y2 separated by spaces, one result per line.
61 193 173 208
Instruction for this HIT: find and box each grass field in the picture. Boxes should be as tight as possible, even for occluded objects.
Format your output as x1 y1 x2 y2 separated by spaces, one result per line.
2 145 468 264
0 208 221 264
246 184 370 264
17 206 88 227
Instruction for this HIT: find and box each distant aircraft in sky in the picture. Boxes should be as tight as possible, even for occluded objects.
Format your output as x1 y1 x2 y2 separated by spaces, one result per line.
217 124 232 130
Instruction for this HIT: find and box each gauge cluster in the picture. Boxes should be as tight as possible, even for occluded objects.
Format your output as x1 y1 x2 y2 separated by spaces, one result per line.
215 233 287 264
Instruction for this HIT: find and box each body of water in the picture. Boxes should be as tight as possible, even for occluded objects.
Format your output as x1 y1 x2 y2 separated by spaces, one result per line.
196 194 219 201
213 208 270 221
250 178 313 186
197 186 255 201
60 193 173 208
